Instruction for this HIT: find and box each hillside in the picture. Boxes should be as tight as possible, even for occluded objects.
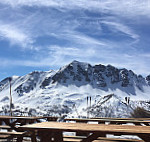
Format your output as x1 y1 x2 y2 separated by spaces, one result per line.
0 60 150 117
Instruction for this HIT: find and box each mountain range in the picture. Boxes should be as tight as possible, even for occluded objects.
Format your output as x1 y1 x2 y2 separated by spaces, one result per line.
0 60 150 117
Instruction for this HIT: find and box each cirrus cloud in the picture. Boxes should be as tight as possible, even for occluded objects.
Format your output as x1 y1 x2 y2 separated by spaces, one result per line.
0 0 149 80
0 23 34 48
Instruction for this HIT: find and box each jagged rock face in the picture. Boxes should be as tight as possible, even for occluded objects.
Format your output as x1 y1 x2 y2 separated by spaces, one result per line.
40 77 52 88
93 65 106 87
106 65 120 84
119 69 130 87
51 61 92 86
49 61 147 90
15 71 45 94
0 77 10 90
146 75 150 86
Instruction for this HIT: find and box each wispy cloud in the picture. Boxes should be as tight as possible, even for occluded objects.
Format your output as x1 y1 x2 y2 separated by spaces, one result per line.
0 0 146 50
0 23 34 48
0 6 106 49
101 20 139 42
1 0 150 18
102 0 150 18
58 31 106 47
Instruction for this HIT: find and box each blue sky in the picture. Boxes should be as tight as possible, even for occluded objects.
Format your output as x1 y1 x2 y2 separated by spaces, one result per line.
0 0 150 81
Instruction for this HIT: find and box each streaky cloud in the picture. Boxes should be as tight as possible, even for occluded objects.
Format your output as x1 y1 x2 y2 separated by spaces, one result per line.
101 20 139 41
0 23 34 48
1 0 150 18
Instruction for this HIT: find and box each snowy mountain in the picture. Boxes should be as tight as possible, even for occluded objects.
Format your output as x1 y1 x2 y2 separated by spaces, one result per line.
0 60 150 117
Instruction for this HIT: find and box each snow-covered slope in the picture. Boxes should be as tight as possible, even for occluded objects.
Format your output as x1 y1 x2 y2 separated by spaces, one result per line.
0 60 150 117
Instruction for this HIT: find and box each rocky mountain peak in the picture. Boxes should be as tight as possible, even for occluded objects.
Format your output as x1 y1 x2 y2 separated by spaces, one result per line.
0 60 149 96
51 61 92 85
45 61 148 93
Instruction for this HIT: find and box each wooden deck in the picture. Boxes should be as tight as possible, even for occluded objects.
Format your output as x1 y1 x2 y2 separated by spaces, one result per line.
0 116 149 142
19 121 150 142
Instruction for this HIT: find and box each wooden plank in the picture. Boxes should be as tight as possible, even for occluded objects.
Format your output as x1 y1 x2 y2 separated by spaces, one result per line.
64 135 144 142
93 140 131 142
65 118 150 125
64 138 81 142
64 137 143 142
65 118 150 123
0 131 27 142
0 135 11 139
92 117 150 120
0 131 25 135
0 125 11 129
97 137 144 142
0 115 43 120
19 122 150 142
64 135 86 139
19 122 150 134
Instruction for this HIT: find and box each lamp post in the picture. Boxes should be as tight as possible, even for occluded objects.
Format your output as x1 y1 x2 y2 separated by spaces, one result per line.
87 96 89 118
9 78 12 116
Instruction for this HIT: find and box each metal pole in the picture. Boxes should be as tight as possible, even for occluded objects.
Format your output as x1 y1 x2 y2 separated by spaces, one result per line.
9 78 12 116
90 96 91 108
89 96 91 117
87 96 89 118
